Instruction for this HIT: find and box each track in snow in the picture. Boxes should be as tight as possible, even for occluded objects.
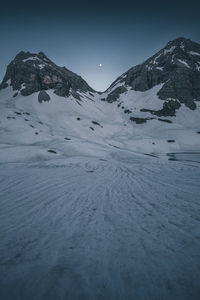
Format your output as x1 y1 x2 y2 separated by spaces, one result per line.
0 152 200 300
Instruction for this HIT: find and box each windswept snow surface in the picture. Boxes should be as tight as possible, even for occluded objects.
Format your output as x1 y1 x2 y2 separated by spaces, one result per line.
0 152 200 300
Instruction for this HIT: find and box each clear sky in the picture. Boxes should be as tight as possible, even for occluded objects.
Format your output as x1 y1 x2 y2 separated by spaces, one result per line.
1 0 200 91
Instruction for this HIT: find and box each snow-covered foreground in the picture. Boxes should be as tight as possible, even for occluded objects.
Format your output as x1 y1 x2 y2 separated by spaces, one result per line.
0 151 200 300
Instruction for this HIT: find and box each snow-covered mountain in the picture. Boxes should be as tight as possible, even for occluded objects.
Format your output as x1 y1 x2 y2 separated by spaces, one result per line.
106 37 200 111
0 37 200 162
1 38 200 300
0 51 94 99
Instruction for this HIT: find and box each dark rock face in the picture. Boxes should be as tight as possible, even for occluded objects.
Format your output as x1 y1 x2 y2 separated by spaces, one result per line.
48 149 57 154
0 51 93 99
157 71 198 110
124 109 132 114
106 86 127 103
140 99 181 117
167 140 175 143
38 90 51 103
13 92 18 98
130 117 153 124
157 118 172 123
107 38 200 114
153 100 181 117
92 121 101 126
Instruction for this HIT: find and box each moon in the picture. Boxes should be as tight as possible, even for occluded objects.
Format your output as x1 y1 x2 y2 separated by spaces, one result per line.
98 63 102 67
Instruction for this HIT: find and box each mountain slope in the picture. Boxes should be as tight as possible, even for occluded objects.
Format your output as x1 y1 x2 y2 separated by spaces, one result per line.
106 37 200 113
0 51 94 100
0 38 200 161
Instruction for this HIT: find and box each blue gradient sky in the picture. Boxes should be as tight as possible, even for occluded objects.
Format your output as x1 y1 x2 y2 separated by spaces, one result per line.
1 0 200 91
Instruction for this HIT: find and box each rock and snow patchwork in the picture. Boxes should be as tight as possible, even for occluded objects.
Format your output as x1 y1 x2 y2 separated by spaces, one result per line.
38 63 47 69
196 63 200 72
22 56 39 62
177 59 190 68
104 37 200 112
0 37 200 157
0 51 94 99
156 66 163 71
188 51 200 56
0 84 200 161
163 45 176 54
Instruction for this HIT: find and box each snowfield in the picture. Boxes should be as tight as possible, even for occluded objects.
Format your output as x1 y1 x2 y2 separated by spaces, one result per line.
0 84 200 162
0 84 200 299
0 153 200 300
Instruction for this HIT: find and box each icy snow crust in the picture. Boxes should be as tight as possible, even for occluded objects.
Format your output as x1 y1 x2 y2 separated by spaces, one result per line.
0 154 200 300
0 86 200 299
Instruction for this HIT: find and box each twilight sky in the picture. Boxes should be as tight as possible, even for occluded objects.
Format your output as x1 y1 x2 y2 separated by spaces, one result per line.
1 0 200 91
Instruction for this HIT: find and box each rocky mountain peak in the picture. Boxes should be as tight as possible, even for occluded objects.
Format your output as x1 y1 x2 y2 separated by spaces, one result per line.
0 51 93 99
107 37 200 111
166 37 199 49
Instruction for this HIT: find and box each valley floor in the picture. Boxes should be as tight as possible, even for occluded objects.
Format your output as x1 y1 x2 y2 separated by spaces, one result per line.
0 151 200 300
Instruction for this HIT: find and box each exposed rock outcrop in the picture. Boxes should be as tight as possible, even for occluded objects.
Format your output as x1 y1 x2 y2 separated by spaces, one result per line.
0 51 93 99
38 90 51 103
106 38 200 114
